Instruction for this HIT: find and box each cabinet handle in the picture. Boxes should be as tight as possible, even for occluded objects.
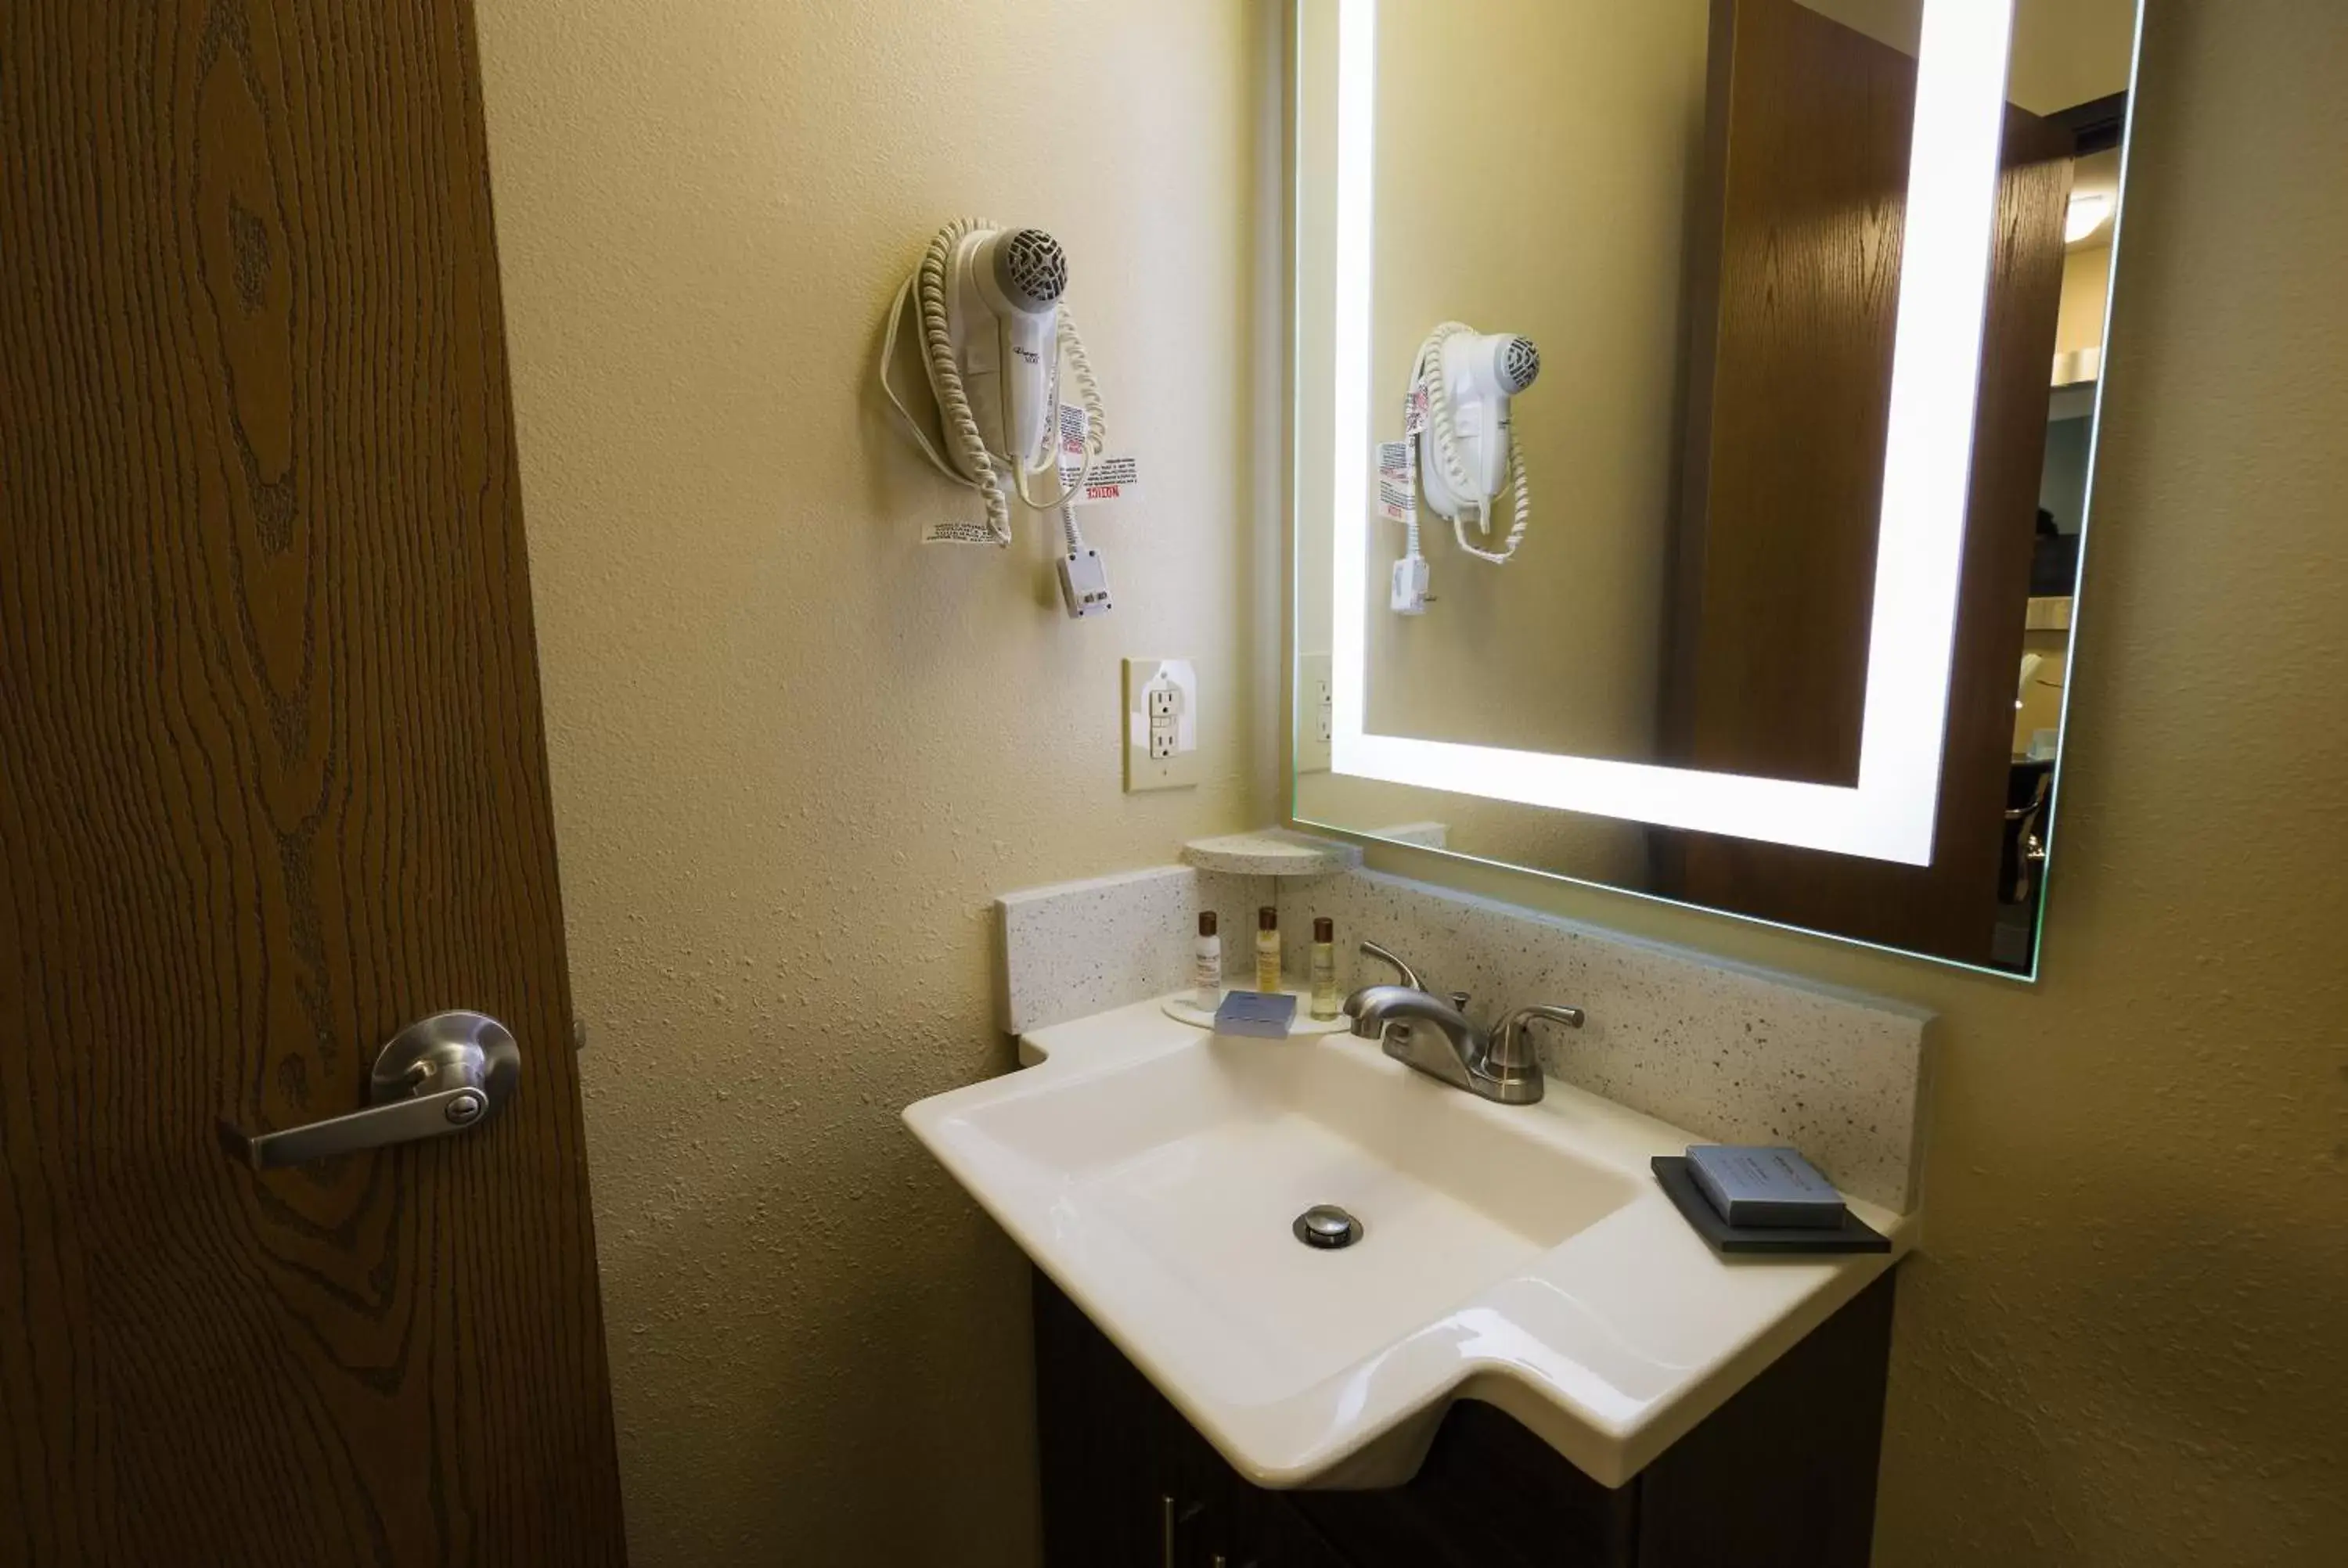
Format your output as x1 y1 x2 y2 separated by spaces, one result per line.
1159 1494 1207 1568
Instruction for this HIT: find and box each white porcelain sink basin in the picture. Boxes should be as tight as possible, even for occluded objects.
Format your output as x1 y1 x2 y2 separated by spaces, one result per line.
906 998 1910 1489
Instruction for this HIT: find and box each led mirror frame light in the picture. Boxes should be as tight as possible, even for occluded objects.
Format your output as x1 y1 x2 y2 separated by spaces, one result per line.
1327 0 2017 865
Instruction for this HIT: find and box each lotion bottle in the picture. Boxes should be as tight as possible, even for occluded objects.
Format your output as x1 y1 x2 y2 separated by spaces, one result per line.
1255 906 1282 994
1191 912 1223 1010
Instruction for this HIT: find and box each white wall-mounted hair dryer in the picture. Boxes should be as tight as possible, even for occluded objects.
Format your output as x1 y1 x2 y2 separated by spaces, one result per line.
938 225 1069 482
880 218 1114 616
1413 322 1540 563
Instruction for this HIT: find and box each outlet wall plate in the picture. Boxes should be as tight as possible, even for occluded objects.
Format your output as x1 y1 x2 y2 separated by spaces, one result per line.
1298 653 1333 773
1124 658 1201 792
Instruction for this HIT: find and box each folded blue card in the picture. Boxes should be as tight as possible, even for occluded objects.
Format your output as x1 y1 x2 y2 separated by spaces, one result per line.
1213 991 1298 1038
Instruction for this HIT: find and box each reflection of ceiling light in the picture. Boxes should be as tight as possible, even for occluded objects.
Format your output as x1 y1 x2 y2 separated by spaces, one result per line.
2065 192 2114 244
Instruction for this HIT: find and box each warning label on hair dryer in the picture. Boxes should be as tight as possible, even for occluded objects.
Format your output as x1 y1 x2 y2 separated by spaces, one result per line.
1057 404 1143 507
1069 455 1141 505
1377 440 1417 524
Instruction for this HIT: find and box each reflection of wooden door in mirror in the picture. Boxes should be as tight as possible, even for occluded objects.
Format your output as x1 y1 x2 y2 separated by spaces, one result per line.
1653 0 2074 966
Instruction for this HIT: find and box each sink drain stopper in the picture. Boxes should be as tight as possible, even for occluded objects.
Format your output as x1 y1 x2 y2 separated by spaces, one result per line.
1293 1204 1364 1250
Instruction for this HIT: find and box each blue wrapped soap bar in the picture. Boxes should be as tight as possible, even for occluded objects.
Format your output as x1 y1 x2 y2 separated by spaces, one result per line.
1684 1145 1846 1229
1212 991 1298 1038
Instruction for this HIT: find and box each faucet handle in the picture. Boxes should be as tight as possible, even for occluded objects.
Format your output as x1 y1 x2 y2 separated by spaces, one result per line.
1492 1003 1586 1070
1358 940 1426 994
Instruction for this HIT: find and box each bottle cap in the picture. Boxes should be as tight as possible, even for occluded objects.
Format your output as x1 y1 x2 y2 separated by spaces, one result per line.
1314 917 1333 942
1198 911 1218 937
1259 906 1278 930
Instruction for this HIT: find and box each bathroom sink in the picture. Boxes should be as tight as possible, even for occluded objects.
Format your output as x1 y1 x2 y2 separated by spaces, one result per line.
905 998 1910 1489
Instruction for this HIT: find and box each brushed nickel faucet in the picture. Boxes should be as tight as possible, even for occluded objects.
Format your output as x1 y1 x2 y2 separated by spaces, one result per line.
1343 943 1585 1106
1356 937 1426 992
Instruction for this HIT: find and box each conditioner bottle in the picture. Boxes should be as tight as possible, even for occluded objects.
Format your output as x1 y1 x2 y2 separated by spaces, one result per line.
1255 906 1282 994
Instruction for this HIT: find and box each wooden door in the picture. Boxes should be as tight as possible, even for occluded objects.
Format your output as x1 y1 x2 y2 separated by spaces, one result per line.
1657 0 1916 792
1653 0 2073 965
0 2 628 1563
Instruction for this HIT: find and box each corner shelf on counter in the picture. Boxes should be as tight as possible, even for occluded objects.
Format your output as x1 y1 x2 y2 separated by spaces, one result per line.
1181 830 1363 879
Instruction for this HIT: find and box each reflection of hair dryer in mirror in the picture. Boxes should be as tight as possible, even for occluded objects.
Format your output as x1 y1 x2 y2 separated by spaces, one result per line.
1413 322 1541 564
879 219 1114 617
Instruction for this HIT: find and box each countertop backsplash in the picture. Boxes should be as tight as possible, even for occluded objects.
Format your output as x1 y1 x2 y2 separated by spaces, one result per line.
996 858 1933 1212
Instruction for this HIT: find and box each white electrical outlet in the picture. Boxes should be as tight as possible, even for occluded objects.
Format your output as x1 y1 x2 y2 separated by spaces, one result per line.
1124 658 1201 792
1298 653 1334 773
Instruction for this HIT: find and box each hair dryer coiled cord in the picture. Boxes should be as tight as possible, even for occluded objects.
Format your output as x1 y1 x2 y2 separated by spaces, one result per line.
877 218 1010 541
1413 322 1532 565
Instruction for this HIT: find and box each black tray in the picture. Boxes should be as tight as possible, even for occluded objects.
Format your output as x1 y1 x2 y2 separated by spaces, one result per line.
1651 1156 1891 1255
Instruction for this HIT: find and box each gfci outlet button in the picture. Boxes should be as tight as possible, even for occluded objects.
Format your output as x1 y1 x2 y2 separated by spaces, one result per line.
1123 658 1201 793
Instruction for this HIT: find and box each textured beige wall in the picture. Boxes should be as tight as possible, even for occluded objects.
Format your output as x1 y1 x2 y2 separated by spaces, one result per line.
474 2 1266 1563
1349 4 2348 1562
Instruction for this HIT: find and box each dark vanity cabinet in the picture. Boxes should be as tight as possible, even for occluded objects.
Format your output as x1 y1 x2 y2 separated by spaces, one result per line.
1032 1269 1896 1568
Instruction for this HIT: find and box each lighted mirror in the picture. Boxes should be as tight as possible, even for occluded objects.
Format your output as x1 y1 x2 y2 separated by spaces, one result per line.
1291 0 2140 975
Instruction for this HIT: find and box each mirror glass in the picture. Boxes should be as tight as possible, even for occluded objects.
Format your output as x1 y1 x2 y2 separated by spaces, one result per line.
1292 0 2140 976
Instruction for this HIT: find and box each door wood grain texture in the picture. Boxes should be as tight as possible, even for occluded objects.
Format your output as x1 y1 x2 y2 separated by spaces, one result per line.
1659 0 1915 793
0 2 628 1563
1655 0 2074 965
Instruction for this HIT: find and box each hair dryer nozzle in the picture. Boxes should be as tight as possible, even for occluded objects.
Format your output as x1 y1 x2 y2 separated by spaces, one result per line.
991 228 1069 312
1496 336 1542 394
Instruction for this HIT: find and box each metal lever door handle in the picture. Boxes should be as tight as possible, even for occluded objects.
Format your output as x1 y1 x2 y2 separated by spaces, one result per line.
218 1011 521 1171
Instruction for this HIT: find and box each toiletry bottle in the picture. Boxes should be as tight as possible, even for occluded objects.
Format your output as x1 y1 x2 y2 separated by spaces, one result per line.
1255 906 1281 994
1309 917 1338 1020
1192 912 1223 1010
